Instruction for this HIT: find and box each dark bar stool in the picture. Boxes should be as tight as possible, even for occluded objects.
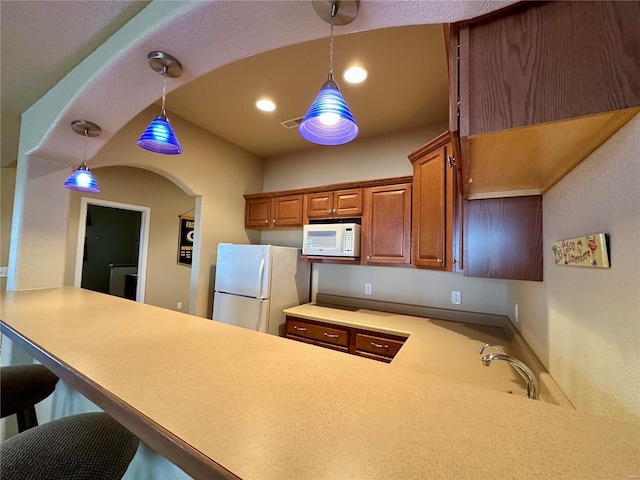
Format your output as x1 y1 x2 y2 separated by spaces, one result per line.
0 411 140 480
1 364 59 432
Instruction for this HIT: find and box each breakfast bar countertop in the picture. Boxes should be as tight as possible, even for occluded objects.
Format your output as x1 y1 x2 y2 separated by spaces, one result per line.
1 287 639 480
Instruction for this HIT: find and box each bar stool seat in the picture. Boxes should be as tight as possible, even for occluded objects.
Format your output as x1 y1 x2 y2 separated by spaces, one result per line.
0 411 139 480
1 364 59 432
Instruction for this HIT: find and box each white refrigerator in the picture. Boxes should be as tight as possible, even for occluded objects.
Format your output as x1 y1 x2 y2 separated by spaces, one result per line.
212 244 310 336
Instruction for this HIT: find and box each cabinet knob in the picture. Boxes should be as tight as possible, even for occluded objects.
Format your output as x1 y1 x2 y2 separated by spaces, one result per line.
272 219 276 224
447 156 456 168
332 208 336 213
293 326 307 331
264 219 269 224
323 332 339 338
437 258 442 263
453 258 458 264
371 342 389 349
366 255 370 260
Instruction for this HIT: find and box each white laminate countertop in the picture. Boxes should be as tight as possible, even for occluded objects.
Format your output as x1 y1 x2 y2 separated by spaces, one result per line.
1 287 638 480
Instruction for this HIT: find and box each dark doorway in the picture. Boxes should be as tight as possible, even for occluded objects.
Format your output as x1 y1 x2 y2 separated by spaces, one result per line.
81 204 142 299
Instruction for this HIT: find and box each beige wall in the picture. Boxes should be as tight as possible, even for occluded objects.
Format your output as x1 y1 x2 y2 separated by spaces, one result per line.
262 118 640 424
262 124 511 317
64 166 195 312
88 108 263 317
262 125 443 192
508 114 640 424
1 166 16 292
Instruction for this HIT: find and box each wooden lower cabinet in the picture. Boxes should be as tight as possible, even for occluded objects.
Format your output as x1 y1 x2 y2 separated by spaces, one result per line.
286 317 349 352
353 332 406 364
285 316 406 362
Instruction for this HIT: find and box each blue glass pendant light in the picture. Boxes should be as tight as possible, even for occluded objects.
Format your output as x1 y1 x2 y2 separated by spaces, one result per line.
63 120 101 194
137 51 183 155
299 0 359 146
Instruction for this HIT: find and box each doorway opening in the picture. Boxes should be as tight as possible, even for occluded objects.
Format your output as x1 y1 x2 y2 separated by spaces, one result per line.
74 198 150 302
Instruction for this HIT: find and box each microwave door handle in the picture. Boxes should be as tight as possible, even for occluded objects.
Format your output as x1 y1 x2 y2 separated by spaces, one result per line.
257 257 266 298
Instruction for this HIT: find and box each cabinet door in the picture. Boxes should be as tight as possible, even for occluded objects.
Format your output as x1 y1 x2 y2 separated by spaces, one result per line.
245 198 271 229
461 1 640 136
412 145 447 269
272 195 303 227
362 184 412 265
464 196 543 281
334 188 363 217
306 192 334 218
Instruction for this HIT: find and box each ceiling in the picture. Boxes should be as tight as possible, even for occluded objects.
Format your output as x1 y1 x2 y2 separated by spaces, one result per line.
0 1 150 167
1 1 449 167
164 24 448 158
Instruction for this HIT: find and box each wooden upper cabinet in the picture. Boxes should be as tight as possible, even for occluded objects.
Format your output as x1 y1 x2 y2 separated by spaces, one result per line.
409 132 460 272
245 177 410 235
334 189 363 217
453 1 640 199
361 183 412 266
306 192 333 218
272 195 304 227
463 1 639 135
245 197 271 229
306 189 363 219
464 196 543 281
245 194 303 229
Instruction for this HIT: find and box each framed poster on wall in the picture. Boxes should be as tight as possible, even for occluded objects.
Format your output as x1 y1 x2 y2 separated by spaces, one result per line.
178 215 195 266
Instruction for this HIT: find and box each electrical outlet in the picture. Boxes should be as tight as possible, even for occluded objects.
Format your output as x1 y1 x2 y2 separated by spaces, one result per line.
451 291 461 305
514 303 519 323
177 302 182 310
0 266 8 278
364 283 372 295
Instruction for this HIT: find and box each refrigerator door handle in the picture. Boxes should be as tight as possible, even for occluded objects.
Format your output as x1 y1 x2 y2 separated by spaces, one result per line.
257 257 266 299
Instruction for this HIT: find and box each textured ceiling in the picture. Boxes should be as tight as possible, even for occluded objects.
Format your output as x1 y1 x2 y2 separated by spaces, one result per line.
2 1 517 167
0 1 149 166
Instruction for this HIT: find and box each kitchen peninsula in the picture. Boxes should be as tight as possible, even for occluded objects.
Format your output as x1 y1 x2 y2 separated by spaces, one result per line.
1 287 638 479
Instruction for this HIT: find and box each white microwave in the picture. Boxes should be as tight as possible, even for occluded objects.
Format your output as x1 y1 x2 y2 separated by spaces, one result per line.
302 223 361 257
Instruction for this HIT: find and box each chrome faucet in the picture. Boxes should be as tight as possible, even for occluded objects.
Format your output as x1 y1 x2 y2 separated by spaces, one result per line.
479 344 531 391
478 344 538 400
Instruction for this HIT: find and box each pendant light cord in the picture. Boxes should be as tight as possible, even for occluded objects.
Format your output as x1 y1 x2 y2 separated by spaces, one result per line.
161 67 168 115
329 3 337 78
82 129 89 166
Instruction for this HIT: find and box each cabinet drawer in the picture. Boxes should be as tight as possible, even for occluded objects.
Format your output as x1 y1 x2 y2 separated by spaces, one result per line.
286 334 315 345
355 333 405 359
286 318 349 347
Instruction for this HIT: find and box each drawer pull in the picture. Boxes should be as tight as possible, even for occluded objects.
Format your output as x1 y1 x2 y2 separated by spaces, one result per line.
293 326 307 331
324 332 339 338
371 342 389 349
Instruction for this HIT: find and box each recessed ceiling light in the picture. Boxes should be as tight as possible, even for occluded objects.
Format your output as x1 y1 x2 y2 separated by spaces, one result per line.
343 66 368 84
256 99 276 112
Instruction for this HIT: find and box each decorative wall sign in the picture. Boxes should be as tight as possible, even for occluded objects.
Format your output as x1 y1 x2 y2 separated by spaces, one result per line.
178 215 195 266
552 233 609 268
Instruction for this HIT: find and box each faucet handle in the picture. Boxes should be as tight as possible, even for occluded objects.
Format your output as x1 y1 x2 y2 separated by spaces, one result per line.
478 343 506 355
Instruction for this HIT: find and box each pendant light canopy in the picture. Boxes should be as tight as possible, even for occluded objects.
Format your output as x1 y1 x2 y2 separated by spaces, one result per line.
63 120 101 194
299 1 359 146
137 51 183 155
